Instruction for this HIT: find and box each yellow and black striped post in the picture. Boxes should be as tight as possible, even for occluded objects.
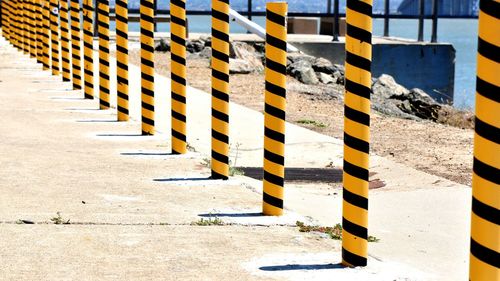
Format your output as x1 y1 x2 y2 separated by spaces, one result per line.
49 0 60 75
22 0 28 54
42 0 51 70
70 0 82 89
36 0 44 63
60 0 72 81
469 0 499 280
29 0 36 58
82 0 94 99
116 0 129 121
140 0 155 134
210 0 230 179
3 1 11 43
98 0 110 109
262 2 287 216
15 0 22 50
341 0 373 267
170 0 186 152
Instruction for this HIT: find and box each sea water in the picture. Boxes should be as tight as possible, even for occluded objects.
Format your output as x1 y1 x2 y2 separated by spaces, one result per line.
118 18 478 109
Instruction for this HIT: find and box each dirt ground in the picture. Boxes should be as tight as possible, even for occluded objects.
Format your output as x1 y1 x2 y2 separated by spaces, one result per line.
124 50 474 186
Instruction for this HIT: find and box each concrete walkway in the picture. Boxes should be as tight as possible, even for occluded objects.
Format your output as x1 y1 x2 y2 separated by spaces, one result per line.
0 33 471 280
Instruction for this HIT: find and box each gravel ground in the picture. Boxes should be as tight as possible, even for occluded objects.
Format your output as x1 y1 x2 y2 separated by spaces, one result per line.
123 49 474 186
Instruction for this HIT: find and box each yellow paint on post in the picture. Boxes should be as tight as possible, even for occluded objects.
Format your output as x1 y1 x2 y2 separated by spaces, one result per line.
82 0 94 99
70 0 82 89
49 0 60 75
116 0 129 121
60 0 72 81
42 0 51 70
341 0 373 268
210 0 230 179
98 0 110 109
262 2 287 216
469 1 500 280
140 0 155 134
170 0 187 153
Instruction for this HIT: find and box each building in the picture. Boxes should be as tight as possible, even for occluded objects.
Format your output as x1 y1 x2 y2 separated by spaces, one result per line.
397 0 475 16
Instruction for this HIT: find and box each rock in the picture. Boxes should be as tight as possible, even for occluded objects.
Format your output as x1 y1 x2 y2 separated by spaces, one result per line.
372 74 418 119
231 42 264 72
199 47 212 59
312 57 337 74
287 53 316 64
229 59 254 74
333 70 344 84
318 72 335 84
199 35 211 47
155 39 170 52
186 40 205 53
396 88 442 121
372 74 409 100
289 60 318 85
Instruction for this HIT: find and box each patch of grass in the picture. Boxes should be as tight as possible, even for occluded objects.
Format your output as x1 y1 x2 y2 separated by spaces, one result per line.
296 221 380 242
200 157 211 168
50 212 70 225
297 119 327 128
191 216 225 226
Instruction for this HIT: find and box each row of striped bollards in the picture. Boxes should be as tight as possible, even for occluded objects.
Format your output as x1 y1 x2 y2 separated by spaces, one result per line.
0 0 498 274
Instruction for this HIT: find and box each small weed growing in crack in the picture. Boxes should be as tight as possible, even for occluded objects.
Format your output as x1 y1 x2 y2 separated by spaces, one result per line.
200 143 245 177
191 216 225 226
296 221 380 242
297 119 327 128
15 219 25 224
51 212 71 225
186 142 197 152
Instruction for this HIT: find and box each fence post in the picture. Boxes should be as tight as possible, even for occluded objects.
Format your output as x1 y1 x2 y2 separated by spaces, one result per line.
262 2 287 216
70 0 82 89
383 0 390 37
170 0 187 153
211 0 230 180
417 0 424 42
116 0 129 121
140 0 155 134
469 0 499 280
333 0 339 41
98 0 110 109
49 0 60 75
430 0 438 43
60 0 72 81
22 0 28 54
36 0 44 63
42 0 51 70
82 0 94 99
341 0 372 267
29 0 36 58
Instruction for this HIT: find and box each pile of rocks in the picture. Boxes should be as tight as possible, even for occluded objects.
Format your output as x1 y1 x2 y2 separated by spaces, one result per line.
155 37 464 124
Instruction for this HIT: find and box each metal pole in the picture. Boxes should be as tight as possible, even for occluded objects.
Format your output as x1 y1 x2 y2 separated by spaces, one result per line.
384 0 390 37
469 1 500 280
417 0 424 42
247 0 252 20
342 0 372 267
140 0 155 134
170 0 187 153
333 0 339 41
60 0 71 81
431 0 438 43
82 0 94 99
70 0 83 90
116 0 129 121
49 0 60 75
262 2 287 216
42 0 51 70
98 0 110 109
327 0 332 15
211 0 230 180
